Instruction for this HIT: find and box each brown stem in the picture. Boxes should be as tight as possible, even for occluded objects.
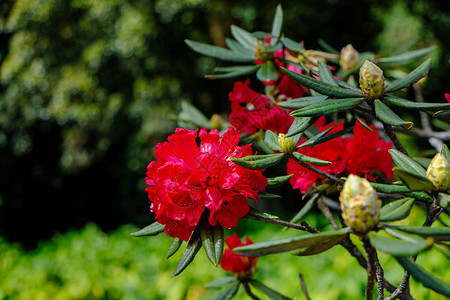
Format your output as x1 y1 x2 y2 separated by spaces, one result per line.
289 154 345 186
317 196 341 230
382 122 408 155
363 235 376 300
243 282 261 300
299 273 312 300
246 216 311 232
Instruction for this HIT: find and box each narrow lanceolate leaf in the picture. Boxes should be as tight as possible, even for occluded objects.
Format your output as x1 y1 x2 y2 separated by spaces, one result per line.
230 153 284 170
370 182 410 194
383 95 450 111
317 38 339 54
185 40 255 62
288 194 320 225
282 67 363 97
318 61 338 86
351 111 373 132
256 61 279 82
250 279 292 300
395 256 450 297
378 45 436 65
270 4 283 45
245 207 280 221
166 238 183 259
282 38 305 52
205 276 236 289
389 149 427 177
394 168 434 191
206 65 260 79
264 130 281 151
215 280 240 300
225 38 254 55
267 175 293 187
383 225 450 241
278 96 328 109
380 197 415 222
179 101 211 128
259 191 282 199
442 144 450 163
201 222 224 266
130 222 164 237
299 126 353 148
407 191 433 203
290 233 348 256
233 229 350 256
385 58 432 93
383 227 429 243
438 193 449 208
368 232 431 256
230 25 257 50
285 117 316 138
374 100 413 130
292 152 331 166
291 98 364 118
297 127 333 148
172 230 202 277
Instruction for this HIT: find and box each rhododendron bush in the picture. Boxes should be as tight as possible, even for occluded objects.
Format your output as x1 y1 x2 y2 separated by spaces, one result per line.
132 5 450 300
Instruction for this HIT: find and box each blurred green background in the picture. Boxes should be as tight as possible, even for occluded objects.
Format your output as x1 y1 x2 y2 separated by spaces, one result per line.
0 0 449 299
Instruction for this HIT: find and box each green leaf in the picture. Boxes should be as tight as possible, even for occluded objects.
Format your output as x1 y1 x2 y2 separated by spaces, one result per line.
166 238 183 259
256 61 279 82
374 99 413 130
200 222 224 266
267 174 293 187
282 67 363 97
264 130 281 151
299 126 353 148
185 39 255 62
389 149 427 177
230 153 284 170
368 231 431 256
206 65 260 79
384 225 450 241
442 144 450 163
383 227 429 243
245 207 280 221
290 233 348 256
284 117 316 138
292 152 331 166
215 280 240 300
317 38 339 54
438 193 450 208
380 198 415 222
291 98 365 118
205 276 236 289
385 58 432 93
370 182 410 194
394 168 434 191
179 101 211 128
171 229 202 277
282 38 305 52
250 279 292 300
407 191 433 203
278 96 328 110
230 25 256 50
435 246 450 259
233 229 349 256
351 111 373 132
259 191 282 199
395 256 450 297
225 38 254 55
130 222 164 237
383 95 450 111
318 61 338 86
288 194 320 224
378 45 436 65
270 4 283 45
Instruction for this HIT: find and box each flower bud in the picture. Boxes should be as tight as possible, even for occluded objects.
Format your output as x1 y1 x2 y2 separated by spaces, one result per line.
426 153 450 191
359 60 385 100
210 113 223 130
278 133 295 153
339 174 381 233
340 44 359 72
255 39 273 62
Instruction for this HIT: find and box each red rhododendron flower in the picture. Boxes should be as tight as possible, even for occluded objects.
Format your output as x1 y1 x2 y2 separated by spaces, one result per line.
220 233 259 279
145 127 267 241
229 76 303 135
445 93 450 103
287 117 393 194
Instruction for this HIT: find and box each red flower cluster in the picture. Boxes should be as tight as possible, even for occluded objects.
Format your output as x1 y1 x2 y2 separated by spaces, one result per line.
445 93 450 103
229 75 304 135
145 127 267 241
287 117 394 194
220 233 259 279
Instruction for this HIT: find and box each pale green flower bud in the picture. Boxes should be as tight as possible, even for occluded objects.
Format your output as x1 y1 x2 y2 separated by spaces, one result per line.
426 153 450 191
339 174 381 233
278 133 295 153
255 39 273 62
359 60 385 100
210 113 223 130
340 44 359 72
